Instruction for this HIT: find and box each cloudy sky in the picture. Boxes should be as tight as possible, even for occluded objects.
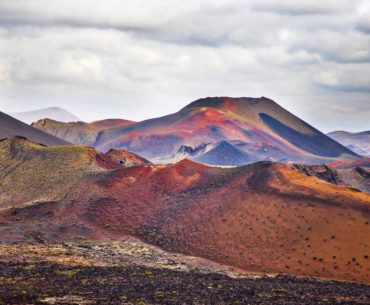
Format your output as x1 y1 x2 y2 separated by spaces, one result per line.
0 0 369 132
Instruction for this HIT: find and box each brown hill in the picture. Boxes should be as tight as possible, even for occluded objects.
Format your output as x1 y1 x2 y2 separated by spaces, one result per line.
0 137 369 283
106 149 151 167
32 118 135 146
0 111 70 146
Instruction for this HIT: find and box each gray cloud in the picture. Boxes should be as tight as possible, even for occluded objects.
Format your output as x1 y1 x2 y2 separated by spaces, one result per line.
250 0 355 15
0 0 369 132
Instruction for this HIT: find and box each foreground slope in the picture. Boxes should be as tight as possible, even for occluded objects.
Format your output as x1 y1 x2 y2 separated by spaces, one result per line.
32 118 135 146
0 137 369 283
93 97 358 164
328 131 370 157
0 112 70 146
8 107 80 124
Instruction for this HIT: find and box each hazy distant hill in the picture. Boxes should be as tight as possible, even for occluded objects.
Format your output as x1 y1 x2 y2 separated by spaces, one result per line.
0 111 70 146
327 130 370 157
8 107 80 124
32 118 136 146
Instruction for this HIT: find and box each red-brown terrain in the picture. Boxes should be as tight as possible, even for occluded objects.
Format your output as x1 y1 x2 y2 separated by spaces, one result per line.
1 137 369 284
33 97 359 165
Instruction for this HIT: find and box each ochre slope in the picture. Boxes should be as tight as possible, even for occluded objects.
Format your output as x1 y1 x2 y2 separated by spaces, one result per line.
88 160 370 283
0 137 148 209
0 137 116 210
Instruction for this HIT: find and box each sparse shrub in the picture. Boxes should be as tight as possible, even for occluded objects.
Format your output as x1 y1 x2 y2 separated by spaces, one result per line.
348 186 361 192
273 288 287 294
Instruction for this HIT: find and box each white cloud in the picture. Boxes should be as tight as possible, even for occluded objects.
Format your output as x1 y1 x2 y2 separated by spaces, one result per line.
0 0 369 132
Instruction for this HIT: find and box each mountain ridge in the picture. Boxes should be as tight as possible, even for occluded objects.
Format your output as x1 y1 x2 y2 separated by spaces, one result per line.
31 97 359 166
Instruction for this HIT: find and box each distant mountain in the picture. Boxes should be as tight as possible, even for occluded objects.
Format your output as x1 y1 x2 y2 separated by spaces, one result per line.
193 141 255 166
8 107 80 124
32 118 135 147
0 111 70 146
32 97 359 165
92 97 358 165
327 131 370 157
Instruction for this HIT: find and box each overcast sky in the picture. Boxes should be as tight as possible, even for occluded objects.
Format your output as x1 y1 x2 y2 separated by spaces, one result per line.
0 0 369 132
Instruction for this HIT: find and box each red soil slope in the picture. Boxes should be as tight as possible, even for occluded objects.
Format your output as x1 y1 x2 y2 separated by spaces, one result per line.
0 138 369 283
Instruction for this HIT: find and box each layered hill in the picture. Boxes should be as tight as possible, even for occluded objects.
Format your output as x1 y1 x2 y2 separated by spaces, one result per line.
8 107 80 124
0 112 70 146
0 137 369 283
86 97 358 165
32 118 135 146
327 131 370 157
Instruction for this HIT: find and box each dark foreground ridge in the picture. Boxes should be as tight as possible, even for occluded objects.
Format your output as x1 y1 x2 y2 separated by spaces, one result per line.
1 241 369 305
1 262 369 305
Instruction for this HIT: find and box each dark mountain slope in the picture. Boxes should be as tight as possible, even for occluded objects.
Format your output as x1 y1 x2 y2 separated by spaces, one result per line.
0 112 70 146
193 141 254 166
